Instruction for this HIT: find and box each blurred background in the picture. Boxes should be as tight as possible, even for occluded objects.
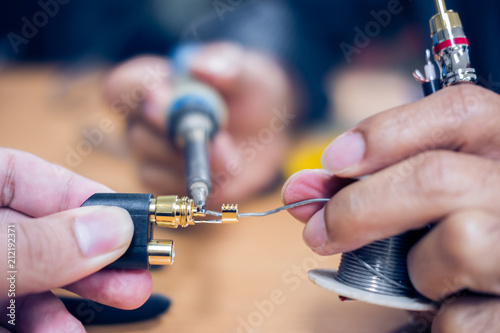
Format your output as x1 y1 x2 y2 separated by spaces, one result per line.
0 1 498 332
0 0 440 181
2 0 497 180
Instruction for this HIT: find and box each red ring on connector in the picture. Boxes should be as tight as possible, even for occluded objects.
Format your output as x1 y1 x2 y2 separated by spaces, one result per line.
434 37 469 53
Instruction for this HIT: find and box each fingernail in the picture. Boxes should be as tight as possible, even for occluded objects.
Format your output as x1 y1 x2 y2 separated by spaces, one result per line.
303 208 327 251
321 131 365 174
75 207 133 257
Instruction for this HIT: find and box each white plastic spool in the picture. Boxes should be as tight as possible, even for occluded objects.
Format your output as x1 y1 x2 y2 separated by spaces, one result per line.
308 269 437 311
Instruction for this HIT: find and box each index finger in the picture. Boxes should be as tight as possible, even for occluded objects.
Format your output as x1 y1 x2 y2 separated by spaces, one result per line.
321 85 500 177
0 148 112 217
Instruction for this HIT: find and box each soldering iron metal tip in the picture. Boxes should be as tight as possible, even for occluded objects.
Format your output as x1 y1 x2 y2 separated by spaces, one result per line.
190 183 209 210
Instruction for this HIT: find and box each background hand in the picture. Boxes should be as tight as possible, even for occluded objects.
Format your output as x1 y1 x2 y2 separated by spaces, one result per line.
104 42 295 207
0 148 152 332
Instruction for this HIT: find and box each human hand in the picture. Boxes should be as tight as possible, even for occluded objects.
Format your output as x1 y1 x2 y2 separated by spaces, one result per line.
0 148 151 332
282 85 500 332
104 42 295 207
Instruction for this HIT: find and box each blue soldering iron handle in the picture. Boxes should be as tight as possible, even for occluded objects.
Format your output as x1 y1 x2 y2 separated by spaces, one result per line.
170 43 203 76
167 43 227 138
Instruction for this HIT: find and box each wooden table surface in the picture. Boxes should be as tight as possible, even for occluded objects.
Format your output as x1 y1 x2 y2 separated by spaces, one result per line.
0 66 423 333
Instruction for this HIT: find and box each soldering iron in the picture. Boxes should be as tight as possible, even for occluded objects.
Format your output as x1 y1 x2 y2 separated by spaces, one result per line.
167 44 227 211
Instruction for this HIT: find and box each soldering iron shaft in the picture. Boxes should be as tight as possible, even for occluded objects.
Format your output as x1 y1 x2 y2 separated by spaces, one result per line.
184 129 211 209
167 45 228 210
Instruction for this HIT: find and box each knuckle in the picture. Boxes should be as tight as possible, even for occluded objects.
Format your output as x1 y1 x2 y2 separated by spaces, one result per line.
0 149 17 207
19 222 64 289
413 151 465 199
454 84 487 117
433 85 477 135
95 282 118 305
436 214 485 282
436 85 498 144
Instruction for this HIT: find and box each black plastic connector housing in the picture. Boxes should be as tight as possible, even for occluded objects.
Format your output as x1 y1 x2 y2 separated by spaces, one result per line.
81 193 153 269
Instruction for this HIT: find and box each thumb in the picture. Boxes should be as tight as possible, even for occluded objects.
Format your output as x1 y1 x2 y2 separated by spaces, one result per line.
190 42 244 95
11 206 133 296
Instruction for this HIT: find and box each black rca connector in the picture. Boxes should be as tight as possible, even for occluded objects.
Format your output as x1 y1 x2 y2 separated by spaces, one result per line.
81 193 237 269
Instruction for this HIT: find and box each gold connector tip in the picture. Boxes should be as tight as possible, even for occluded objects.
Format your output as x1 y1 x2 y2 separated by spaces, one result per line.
148 240 174 265
430 6 462 36
221 204 238 224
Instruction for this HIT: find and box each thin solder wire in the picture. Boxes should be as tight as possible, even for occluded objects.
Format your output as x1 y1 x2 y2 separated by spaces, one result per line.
205 198 330 218
205 198 427 298
345 252 413 292
203 198 330 222
238 198 330 217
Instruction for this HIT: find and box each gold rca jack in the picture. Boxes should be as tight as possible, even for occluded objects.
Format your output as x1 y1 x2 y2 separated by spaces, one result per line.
147 240 175 265
149 195 239 227
81 193 238 269
146 196 238 266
